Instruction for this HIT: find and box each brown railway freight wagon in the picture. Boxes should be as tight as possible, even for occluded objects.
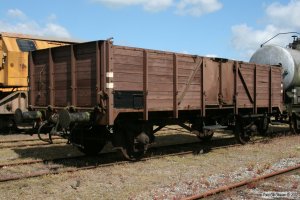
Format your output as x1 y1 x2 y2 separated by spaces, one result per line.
15 40 283 160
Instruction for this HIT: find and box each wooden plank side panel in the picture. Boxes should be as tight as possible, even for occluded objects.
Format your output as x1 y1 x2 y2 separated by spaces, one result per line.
271 67 283 108
236 63 282 110
113 46 143 91
113 46 144 57
75 48 97 107
255 66 270 107
75 42 97 55
177 55 201 110
221 62 235 104
148 51 173 109
31 50 50 106
32 49 49 64
52 45 70 61
55 89 71 106
203 59 219 105
113 63 202 77
30 41 103 108
113 46 204 111
53 46 71 106
237 63 254 108
179 91 201 109
76 88 96 106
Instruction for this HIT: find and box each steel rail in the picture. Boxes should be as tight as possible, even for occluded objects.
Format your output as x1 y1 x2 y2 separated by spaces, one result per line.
0 136 61 144
0 140 66 149
0 155 86 169
183 164 300 200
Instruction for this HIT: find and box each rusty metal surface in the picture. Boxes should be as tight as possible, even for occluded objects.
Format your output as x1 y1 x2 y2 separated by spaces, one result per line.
0 91 27 115
29 40 283 125
183 164 300 200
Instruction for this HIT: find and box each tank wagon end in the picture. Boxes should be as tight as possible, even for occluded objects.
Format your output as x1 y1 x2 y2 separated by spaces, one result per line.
251 35 300 132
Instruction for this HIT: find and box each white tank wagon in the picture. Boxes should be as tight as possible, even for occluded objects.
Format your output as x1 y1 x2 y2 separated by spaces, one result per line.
250 34 300 131
250 42 300 90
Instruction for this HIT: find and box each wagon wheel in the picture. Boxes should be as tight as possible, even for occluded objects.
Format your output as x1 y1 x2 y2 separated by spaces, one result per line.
291 114 300 134
120 132 150 161
199 130 214 142
77 140 106 156
234 118 251 144
191 124 214 142
257 116 269 136
71 125 106 156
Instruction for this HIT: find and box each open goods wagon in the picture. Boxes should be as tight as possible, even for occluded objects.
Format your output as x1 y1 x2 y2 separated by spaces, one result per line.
16 40 282 159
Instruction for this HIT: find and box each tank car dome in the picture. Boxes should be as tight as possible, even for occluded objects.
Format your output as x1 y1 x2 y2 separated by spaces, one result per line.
250 45 300 90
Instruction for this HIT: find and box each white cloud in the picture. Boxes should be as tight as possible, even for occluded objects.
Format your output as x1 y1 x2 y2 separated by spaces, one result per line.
0 9 71 38
205 54 218 58
176 0 223 16
41 23 71 38
144 0 173 12
231 0 300 60
47 14 57 21
93 0 143 7
266 0 300 29
93 0 222 16
94 0 173 12
7 9 27 20
231 24 284 58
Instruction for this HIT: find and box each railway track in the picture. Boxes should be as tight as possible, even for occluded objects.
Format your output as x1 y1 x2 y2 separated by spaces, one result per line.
0 137 67 149
0 135 279 183
0 136 243 183
0 140 67 149
0 136 61 144
183 164 300 200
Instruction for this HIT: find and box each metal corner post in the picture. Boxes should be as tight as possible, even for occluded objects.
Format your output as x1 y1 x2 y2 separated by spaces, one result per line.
201 58 206 117
106 41 114 125
70 45 77 106
143 50 149 121
269 67 273 113
173 53 178 118
96 42 101 104
253 65 257 114
234 61 239 115
48 48 54 106
29 52 35 106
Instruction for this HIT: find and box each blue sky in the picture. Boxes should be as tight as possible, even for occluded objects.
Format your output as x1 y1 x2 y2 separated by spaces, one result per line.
0 0 299 61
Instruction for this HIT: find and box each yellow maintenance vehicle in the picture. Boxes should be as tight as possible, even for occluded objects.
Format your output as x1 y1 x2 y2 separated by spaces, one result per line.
0 32 76 130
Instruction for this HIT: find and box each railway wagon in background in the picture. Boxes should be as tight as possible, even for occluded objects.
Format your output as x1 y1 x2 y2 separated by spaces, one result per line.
15 39 282 160
0 32 76 130
251 35 300 131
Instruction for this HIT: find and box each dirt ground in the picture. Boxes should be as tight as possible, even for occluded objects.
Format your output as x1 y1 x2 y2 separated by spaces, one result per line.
0 126 299 200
